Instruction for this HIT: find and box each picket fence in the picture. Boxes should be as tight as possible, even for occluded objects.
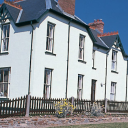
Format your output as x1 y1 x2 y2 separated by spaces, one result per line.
0 95 128 118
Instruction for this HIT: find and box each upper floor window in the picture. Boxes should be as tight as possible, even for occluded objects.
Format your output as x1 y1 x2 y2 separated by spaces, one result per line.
1 24 10 53
46 22 55 52
111 50 117 71
77 74 83 99
0 68 10 97
110 82 116 101
92 50 95 68
79 35 85 60
44 68 52 99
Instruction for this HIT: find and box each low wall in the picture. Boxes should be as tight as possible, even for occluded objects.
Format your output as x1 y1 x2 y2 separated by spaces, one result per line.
0 116 128 128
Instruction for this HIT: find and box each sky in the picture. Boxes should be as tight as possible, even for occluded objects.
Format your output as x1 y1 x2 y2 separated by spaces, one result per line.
0 0 128 54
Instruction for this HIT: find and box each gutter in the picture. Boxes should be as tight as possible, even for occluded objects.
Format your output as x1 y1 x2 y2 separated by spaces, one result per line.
65 19 72 98
28 21 34 95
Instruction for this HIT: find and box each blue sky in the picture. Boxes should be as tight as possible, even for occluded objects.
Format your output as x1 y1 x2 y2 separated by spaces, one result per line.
0 0 128 54
75 0 128 54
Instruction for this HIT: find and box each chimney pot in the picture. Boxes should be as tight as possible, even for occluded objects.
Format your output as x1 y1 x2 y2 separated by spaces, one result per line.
89 19 104 33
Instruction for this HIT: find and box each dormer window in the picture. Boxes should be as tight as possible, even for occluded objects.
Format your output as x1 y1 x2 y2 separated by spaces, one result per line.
1 24 10 53
111 50 117 71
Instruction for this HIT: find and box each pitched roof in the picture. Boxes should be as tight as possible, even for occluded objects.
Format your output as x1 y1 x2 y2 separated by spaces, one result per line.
90 29 109 49
1 0 88 26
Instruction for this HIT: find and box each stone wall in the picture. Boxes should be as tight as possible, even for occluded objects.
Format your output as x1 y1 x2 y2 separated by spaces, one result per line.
0 116 128 128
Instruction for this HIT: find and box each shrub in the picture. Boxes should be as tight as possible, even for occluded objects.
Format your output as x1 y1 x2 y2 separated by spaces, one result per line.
55 99 75 118
91 102 104 117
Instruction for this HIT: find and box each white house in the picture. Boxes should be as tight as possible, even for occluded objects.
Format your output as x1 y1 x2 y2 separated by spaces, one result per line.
0 0 127 101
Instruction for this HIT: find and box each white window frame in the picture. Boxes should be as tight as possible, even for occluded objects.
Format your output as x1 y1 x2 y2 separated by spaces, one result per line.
92 50 95 68
44 68 52 99
77 74 83 99
110 82 116 101
0 68 10 98
79 34 85 60
46 22 55 53
1 24 10 53
111 50 117 71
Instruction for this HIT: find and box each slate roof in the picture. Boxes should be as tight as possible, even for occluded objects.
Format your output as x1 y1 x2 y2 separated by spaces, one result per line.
101 35 117 48
90 29 109 49
1 0 87 25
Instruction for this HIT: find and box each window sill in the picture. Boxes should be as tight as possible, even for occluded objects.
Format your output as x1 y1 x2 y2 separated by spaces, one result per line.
111 70 118 74
45 51 56 56
78 59 86 64
0 52 9 55
92 67 96 70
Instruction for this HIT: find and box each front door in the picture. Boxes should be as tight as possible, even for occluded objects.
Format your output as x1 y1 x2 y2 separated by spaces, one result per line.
91 80 96 103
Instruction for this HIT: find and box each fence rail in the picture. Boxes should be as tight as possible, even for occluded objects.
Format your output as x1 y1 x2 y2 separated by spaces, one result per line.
1 95 128 118
0 96 27 118
107 100 128 113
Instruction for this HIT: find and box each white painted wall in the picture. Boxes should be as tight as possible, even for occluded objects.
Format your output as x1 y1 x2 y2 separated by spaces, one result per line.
106 48 127 101
0 12 127 101
0 20 32 99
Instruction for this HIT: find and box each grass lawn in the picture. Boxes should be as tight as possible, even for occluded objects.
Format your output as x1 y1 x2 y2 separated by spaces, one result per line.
49 122 128 128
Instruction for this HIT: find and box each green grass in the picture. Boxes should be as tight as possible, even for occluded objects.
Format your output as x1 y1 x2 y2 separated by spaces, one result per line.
48 122 128 128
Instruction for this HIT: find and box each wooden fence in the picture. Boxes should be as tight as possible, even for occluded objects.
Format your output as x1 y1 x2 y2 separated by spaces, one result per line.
107 100 128 113
0 96 27 118
1 95 128 118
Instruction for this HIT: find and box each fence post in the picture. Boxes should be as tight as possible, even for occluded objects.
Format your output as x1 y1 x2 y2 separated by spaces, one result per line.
25 95 30 117
105 98 108 113
70 97 74 115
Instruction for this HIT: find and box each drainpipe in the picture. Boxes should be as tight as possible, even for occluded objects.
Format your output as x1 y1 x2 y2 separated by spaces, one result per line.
125 60 128 102
28 21 34 95
104 51 109 113
26 21 34 117
65 19 72 99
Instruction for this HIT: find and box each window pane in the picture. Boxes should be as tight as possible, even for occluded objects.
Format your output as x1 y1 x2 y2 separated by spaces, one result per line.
7 25 10 37
46 70 51 85
4 83 8 97
3 25 7 38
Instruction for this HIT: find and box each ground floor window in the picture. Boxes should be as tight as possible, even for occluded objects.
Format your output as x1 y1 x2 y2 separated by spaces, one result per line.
110 82 116 101
91 79 97 102
44 68 52 99
77 74 84 99
0 68 10 97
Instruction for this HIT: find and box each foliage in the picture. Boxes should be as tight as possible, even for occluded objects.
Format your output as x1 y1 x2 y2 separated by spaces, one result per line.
55 99 75 118
91 102 104 117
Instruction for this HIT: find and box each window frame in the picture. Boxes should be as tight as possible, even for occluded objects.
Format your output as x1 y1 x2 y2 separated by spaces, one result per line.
1 23 10 53
77 74 84 99
78 34 85 60
43 68 53 99
92 50 95 68
111 50 117 71
0 67 11 98
91 79 97 102
110 82 116 101
46 22 55 53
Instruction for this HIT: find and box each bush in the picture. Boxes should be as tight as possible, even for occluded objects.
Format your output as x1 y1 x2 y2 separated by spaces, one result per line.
55 99 75 118
91 102 104 117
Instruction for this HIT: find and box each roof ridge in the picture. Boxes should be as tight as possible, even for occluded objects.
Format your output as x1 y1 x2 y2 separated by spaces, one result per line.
97 31 118 37
4 0 22 10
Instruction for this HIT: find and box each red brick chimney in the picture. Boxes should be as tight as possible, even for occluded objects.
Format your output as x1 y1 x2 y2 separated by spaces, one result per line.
58 0 75 15
88 19 104 33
